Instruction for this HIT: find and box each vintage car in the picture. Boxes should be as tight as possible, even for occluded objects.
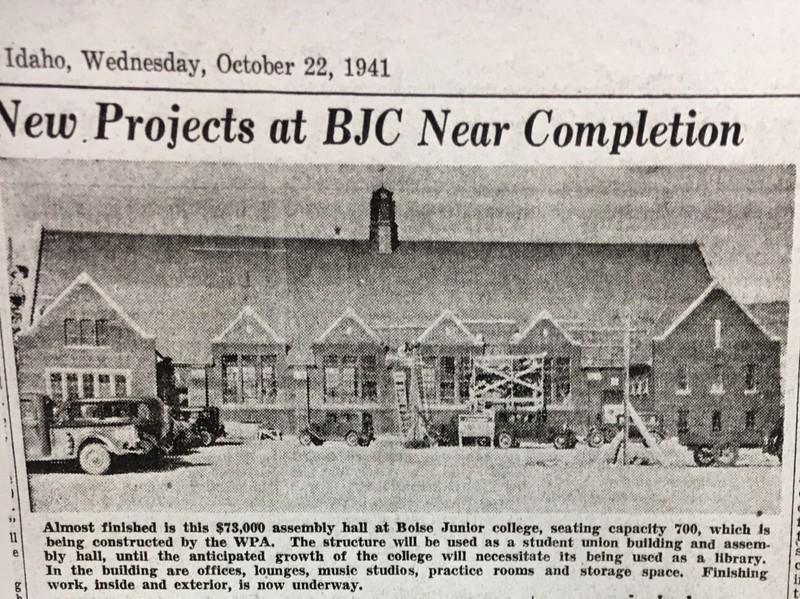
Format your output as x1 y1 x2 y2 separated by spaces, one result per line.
679 413 782 467
20 394 169 475
493 410 578 449
298 410 375 447
586 407 665 448
171 406 226 447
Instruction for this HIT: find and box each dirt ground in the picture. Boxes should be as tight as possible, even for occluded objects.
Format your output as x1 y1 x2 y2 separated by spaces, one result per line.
26 427 781 514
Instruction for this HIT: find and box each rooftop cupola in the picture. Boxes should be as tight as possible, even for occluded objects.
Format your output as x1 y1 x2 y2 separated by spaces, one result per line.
368 186 399 253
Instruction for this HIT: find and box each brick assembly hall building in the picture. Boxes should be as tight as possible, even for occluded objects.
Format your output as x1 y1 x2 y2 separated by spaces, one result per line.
14 186 786 438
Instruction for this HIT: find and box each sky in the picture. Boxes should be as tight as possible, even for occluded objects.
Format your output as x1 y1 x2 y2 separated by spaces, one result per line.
0 160 795 303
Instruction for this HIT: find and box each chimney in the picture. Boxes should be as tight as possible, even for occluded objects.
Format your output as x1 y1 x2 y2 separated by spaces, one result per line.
368 186 399 253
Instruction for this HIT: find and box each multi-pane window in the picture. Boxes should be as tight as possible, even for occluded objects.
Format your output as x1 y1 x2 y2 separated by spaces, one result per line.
260 356 278 402
745 364 758 392
98 374 112 397
47 369 129 400
459 356 472 401
745 410 756 430
96 319 109 345
221 355 240 403
241 356 258 402
81 373 95 398
342 356 358 397
439 357 456 403
66 373 80 400
64 319 79 345
361 356 378 401
421 355 473 404
79 319 94 345
222 353 279 404
323 355 379 403
63 318 112 346
323 356 341 400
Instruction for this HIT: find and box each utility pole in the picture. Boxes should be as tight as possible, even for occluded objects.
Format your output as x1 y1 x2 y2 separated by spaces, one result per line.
622 307 632 465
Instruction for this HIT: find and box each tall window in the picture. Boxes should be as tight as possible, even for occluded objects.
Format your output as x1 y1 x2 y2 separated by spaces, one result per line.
98 374 112 396
64 319 79 345
96 319 109 345
261 356 278 402
553 357 571 401
745 364 758 392
676 365 689 392
81 373 95 398
241 356 258 402
79 319 94 345
677 409 689 433
221 354 240 404
745 410 756 430
714 318 722 349
459 356 472 401
711 410 723 432
361 356 378 401
341 356 358 397
543 357 571 404
439 357 456 403
323 355 379 403
711 363 724 394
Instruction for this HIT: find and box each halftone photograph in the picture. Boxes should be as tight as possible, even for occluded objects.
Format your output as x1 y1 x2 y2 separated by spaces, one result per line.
1 161 793 513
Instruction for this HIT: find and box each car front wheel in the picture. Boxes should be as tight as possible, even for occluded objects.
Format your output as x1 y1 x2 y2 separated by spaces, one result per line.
345 431 360 447
693 445 715 467
496 432 514 449
79 443 112 475
586 429 604 448
553 433 569 450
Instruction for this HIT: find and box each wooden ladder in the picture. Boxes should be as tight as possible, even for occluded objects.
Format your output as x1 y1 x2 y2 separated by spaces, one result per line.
392 370 414 441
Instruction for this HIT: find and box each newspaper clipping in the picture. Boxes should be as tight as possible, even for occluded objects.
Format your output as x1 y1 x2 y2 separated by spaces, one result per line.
1 3 800 598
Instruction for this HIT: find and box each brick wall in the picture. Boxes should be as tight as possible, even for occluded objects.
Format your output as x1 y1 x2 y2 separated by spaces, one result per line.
653 288 782 438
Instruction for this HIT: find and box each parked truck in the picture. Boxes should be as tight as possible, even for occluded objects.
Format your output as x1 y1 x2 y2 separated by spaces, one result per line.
20 394 172 474
679 412 783 467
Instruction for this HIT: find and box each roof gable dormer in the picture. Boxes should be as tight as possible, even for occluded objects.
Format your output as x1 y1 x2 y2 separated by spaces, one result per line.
511 310 579 346
18 271 153 340
417 310 482 346
213 306 287 345
315 308 383 345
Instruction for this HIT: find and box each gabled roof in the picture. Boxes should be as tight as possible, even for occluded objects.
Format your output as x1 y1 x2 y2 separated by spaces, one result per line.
511 310 580 346
30 229 714 364
315 307 383 345
654 282 781 343
212 305 287 345
20 271 154 340
417 310 483 345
